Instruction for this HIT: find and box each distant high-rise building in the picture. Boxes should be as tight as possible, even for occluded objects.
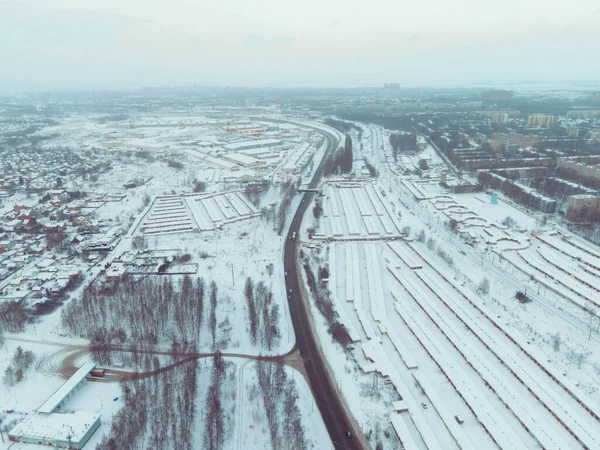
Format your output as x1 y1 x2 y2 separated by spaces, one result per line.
490 133 540 150
566 110 600 119
491 113 509 124
527 114 555 128
567 195 600 222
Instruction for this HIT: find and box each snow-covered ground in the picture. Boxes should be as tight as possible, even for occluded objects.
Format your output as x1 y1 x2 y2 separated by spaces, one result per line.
299 122 600 450
1 111 341 448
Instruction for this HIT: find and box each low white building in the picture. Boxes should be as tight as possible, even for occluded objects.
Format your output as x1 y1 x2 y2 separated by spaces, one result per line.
221 152 266 168
9 412 101 449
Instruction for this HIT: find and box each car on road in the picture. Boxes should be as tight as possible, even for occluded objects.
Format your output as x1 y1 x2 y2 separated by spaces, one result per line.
284 271 288 277
289 288 293 293
345 431 352 439
422 402 428 409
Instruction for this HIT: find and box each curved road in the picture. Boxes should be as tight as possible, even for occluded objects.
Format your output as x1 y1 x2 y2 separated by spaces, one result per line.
278 123 363 450
12 119 364 450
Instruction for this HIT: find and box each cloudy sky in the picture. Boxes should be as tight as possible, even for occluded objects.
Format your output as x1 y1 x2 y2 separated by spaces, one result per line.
1 0 599 90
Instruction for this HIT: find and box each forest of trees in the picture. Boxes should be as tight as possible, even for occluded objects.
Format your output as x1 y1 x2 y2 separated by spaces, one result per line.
0 301 27 332
323 135 353 176
256 360 308 450
323 118 363 134
244 278 281 350
303 262 350 346
3 346 35 386
61 275 205 346
259 180 299 234
364 158 378 177
95 360 197 450
390 132 417 160
277 182 298 234
204 352 232 450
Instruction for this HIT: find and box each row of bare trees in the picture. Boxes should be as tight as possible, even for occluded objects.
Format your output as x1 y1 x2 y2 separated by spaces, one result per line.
3 346 35 386
61 275 206 346
204 352 227 450
277 183 298 234
0 301 27 332
244 278 281 350
256 360 307 450
96 360 197 450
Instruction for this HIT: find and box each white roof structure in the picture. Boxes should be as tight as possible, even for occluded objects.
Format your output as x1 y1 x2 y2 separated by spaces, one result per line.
9 412 101 444
38 362 96 414
223 138 282 151
222 152 265 167
106 263 127 279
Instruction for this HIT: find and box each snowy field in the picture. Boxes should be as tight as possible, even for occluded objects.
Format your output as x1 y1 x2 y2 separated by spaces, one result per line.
0 343 123 450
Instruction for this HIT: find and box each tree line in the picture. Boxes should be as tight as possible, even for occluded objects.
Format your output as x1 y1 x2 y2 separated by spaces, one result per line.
390 132 417 160
302 262 350 346
323 118 363 134
0 301 27 333
244 278 281 350
3 346 35 386
61 275 205 347
96 359 197 450
204 352 236 450
323 135 353 176
256 360 308 450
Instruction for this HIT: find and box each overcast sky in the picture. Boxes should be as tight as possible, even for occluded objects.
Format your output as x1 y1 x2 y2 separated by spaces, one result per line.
1 0 599 91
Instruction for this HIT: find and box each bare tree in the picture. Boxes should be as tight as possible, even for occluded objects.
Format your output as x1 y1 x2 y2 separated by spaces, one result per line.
478 277 491 296
552 332 562 352
210 281 218 349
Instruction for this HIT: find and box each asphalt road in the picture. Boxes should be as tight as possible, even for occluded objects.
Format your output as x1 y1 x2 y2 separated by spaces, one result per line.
282 127 363 450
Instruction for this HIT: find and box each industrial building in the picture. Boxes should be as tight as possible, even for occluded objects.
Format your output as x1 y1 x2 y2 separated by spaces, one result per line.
8 362 102 448
222 124 268 135
222 152 266 167
282 143 313 174
38 362 97 413
8 412 101 449
223 139 283 152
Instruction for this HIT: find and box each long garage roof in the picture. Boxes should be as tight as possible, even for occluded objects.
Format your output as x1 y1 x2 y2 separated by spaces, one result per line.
37 362 97 414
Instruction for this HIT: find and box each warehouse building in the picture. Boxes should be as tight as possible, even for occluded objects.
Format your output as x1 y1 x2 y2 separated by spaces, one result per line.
37 362 98 414
8 362 102 448
222 152 266 167
223 139 283 152
8 411 101 449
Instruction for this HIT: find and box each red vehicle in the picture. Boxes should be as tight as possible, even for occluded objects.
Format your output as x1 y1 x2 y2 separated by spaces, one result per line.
90 369 106 378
